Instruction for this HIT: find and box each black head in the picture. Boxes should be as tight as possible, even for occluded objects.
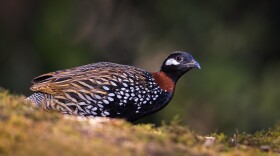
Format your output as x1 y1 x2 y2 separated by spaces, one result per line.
160 51 200 82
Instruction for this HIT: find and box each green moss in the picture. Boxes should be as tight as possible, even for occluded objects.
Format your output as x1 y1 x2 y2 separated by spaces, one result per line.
0 90 280 155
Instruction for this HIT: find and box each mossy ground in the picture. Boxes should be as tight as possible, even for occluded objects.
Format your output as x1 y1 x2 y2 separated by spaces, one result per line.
0 90 280 156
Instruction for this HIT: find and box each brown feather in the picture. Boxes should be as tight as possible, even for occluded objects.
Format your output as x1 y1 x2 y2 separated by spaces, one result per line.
30 62 147 96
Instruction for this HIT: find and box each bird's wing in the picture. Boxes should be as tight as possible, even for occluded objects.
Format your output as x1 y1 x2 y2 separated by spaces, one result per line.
30 62 148 97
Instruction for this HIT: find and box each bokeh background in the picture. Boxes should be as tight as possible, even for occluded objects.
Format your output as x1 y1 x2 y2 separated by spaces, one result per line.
0 0 279 134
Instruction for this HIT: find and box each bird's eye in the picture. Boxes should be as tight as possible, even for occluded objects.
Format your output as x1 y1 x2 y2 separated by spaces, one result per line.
175 56 184 62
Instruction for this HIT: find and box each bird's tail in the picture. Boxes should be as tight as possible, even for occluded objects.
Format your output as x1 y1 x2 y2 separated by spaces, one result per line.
26 92 46 107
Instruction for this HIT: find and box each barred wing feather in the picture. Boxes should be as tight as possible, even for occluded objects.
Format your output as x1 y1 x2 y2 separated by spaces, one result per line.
30 62 148 104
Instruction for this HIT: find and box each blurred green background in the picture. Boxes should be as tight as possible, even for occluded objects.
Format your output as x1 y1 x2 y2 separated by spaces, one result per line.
0 0 279 134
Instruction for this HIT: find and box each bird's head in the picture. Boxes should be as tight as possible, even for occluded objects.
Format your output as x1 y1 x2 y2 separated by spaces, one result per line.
160 51 200 82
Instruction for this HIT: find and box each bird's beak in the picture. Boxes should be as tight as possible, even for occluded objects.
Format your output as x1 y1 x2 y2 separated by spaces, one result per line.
185 59 201 69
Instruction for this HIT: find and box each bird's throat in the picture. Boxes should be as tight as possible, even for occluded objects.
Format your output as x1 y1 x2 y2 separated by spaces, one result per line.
151 72 175 93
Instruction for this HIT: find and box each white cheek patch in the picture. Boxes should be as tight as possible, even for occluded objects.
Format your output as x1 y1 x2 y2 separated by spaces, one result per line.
165 58 180 66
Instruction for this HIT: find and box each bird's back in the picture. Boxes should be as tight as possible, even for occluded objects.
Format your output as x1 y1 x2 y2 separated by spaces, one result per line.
30 62 147 94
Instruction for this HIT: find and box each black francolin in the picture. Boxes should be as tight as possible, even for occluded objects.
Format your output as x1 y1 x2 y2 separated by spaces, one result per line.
27 51 200 121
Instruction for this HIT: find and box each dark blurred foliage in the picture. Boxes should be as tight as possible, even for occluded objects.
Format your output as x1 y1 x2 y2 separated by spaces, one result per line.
0 0 279 134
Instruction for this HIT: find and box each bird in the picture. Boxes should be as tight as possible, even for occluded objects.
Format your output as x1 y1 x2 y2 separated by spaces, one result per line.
27 51 200 121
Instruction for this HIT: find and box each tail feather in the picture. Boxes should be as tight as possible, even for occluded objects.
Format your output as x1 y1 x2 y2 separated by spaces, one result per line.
26 92 45 107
